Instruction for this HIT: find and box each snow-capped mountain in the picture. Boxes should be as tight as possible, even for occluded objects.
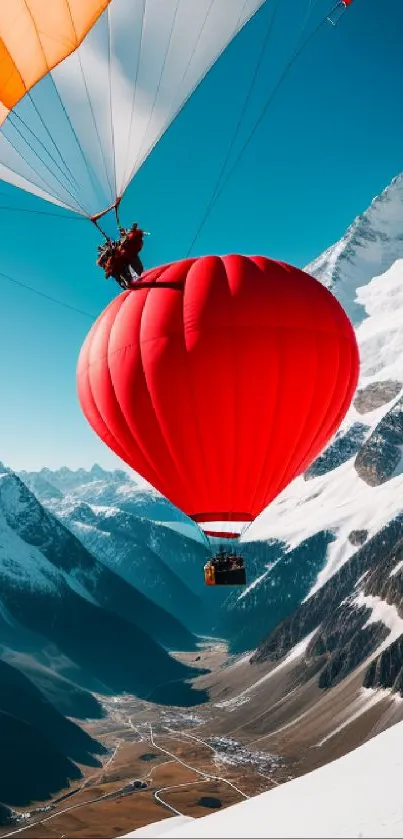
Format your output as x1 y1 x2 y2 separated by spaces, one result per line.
306 172 403 325
0 468 207 708
19 467 226 633
19 468 335 652
20 465 194 531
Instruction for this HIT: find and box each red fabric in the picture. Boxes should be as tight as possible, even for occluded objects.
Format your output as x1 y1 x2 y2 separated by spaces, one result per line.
127 228 144 249
77 254 359 525
110 248 127 273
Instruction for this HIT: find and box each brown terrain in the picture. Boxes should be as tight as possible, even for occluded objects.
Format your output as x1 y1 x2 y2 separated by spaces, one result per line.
2 631 403 839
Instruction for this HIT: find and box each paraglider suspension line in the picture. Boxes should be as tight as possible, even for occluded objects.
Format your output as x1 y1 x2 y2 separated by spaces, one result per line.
187 2 329 255
90 216 109 240
90 196 122 240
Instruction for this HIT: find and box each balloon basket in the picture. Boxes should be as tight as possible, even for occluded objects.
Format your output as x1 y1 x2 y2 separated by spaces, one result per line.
204 555 246 587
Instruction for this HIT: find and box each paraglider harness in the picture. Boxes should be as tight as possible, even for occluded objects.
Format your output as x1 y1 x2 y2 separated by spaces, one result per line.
92 199 147 290
204 549 246 586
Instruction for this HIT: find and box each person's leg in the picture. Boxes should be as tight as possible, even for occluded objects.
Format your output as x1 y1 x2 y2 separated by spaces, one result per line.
131 255 144 276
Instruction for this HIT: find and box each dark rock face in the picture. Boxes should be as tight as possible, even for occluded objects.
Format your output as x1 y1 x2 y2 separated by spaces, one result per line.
0 659 105 768
0 659 107 808
317 614 388 689
215 532 334 654
1 584 207 707
355 397 403 485
354 381 401 414
364 636 403 693
304 423 369 480
1 657 106 720
349 530 368 546
251 516 403 695
0 710 81 807
0 803 13 826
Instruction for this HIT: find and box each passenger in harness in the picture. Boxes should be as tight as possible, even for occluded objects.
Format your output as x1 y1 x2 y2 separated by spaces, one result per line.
96 222 146 290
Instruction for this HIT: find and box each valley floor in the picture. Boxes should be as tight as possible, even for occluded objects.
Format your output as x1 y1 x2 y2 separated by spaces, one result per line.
4 634 403 839
0 643 287 839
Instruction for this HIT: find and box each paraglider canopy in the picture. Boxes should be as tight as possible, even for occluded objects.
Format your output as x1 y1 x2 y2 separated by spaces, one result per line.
0 0 266 218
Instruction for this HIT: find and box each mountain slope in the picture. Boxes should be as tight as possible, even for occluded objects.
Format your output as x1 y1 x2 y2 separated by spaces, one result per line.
138 720 403 838
306 171 403 325
0 468 207 707
1 467 197 652
43 501 209 634
20 465 191 526
22 470 340 651
0 659 106 807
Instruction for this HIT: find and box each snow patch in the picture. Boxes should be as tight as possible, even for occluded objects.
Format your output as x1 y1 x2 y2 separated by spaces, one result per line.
390 559 403 578
237 558 282 601
353 591 403 652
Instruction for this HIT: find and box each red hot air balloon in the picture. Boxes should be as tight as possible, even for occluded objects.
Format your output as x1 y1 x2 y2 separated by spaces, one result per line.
77 255 359 585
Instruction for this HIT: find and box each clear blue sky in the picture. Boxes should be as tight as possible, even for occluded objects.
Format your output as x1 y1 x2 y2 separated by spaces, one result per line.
1 0 402 472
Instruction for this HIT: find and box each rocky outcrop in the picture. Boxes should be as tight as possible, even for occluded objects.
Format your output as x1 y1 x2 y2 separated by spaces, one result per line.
304 423 368 480
349 530 368 546
364 635 403 693
250 516 403 695
354 381 402 414
355 397 403 485
215 532 334 654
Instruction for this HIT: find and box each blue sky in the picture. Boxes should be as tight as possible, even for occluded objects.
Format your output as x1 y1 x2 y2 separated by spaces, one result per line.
0 0 402 472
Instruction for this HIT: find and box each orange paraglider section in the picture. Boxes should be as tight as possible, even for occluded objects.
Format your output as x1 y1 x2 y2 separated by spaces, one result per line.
0 0 110 123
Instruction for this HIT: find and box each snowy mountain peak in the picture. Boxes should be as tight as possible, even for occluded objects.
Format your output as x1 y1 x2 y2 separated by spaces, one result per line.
307 171 403 325
0 469 38 526
28 465 135 493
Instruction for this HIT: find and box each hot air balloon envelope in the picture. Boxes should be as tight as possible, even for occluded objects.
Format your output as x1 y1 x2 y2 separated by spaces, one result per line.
76 254 359 549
